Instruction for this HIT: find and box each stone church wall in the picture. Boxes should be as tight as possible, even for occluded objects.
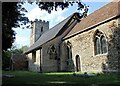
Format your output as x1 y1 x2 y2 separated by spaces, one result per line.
27 50 41 72
41 37 61 72
60 41 75 72
65 17 120 72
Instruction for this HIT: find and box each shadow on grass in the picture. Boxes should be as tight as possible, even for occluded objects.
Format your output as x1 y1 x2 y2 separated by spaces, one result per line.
2 71 120 86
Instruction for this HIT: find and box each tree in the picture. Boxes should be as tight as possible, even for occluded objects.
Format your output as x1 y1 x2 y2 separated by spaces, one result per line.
2 1 87 51
2 1 88 70
21 45 29 53
37 2 85 13
2 2 29 51
2 50 11 70
2 45 26 70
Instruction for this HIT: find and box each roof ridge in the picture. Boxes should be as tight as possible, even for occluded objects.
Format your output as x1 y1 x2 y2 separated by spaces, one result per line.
34 12 78 43
25 12 78 53
64 1 120 39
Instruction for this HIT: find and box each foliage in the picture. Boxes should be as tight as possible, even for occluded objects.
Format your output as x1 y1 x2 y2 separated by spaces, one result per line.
37 2 85 13
2 2 29 51
2 51 11 70
110 26 120 72
2 45 28 70
2 71 120 85
21 45 29 53
2 1 87 51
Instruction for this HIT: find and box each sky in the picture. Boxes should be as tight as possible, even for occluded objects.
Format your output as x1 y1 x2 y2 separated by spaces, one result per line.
13 0 113 48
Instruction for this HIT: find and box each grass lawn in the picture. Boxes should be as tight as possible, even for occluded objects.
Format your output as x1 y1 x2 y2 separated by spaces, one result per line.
2 70 120 86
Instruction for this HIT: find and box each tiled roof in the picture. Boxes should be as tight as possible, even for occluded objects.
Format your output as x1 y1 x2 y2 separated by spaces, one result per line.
64 1 120 39
25 13 79 53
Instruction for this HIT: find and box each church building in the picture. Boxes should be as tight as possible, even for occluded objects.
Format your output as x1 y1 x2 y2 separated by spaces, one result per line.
25 1 120 72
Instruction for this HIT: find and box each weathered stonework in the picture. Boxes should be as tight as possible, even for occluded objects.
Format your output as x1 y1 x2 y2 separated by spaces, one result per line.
30 19 49 46
41 37 60 72
64 18 120 72
26 2 120 73
27 17 120 72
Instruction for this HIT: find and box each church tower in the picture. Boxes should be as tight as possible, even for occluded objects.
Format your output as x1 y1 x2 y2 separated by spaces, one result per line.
30 19 49 46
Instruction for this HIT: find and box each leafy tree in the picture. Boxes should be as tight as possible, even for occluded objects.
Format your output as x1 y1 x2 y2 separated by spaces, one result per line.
37 2 85 13
2 2 29 51
2 50 11 70
2 45 27 70
2 1 88 70
21 45 29 53
2 1 87 51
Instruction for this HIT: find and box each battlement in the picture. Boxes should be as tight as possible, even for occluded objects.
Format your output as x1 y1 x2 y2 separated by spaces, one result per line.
30 18 49 46
34 19 49 24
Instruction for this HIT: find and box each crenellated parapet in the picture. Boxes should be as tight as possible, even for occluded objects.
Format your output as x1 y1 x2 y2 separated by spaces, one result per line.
30 19 49 46
34 19 49 24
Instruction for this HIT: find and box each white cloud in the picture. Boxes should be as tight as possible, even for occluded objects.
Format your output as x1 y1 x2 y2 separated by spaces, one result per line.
15 35 30 48
13 27 31 48
26 7 67 28
13 5 68 48
12 27 23 32
82 0 113 2
13 7 68 48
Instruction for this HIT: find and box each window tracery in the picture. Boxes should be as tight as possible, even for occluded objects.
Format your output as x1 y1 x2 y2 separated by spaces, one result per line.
48 45 57 60
94 30 107 55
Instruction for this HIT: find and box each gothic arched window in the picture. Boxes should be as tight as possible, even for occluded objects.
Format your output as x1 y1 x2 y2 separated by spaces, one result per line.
95 37 100 55
94 30 107 55
48 45 57 60
66 41 72 66
101 36 107 54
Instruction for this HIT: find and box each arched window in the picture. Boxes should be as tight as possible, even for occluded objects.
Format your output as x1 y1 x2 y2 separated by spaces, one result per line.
95 37 101 55
76 55 80 72
94 30 107 55
48 45 57 60
66 41 72 66
101 36 107 54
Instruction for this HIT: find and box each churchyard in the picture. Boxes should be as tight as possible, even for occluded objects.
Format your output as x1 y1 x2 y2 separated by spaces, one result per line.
2 71 120 86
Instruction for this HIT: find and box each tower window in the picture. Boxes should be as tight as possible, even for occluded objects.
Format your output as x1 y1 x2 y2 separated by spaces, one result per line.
41 26 43 32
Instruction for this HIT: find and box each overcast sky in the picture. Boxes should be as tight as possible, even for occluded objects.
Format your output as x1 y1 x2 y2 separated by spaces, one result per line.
13 0 113 48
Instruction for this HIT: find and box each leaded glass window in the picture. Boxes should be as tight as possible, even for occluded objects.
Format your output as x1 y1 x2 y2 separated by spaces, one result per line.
48 45 57 60
101 36 107 54
94 30 107 55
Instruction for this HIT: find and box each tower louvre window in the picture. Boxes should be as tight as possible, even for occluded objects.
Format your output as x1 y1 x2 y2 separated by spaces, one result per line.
41 26 43 32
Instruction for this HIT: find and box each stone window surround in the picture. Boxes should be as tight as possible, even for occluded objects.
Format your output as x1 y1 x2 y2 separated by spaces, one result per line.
48 45 57 60
32 51 36 63
94 30 108 56
66 41 72 66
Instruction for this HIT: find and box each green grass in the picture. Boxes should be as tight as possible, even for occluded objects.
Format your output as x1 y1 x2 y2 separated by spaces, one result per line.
2 71 120 86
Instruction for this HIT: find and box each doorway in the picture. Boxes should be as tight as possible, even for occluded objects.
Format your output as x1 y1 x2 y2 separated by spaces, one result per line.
76 55 80 72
